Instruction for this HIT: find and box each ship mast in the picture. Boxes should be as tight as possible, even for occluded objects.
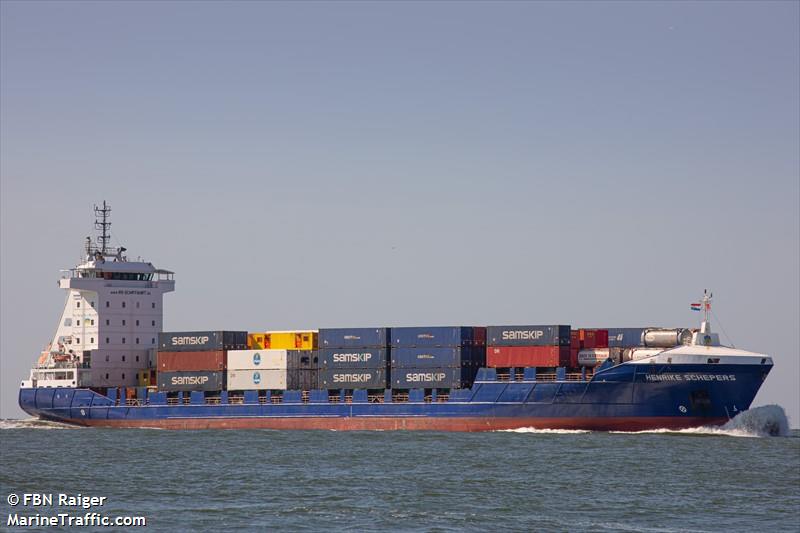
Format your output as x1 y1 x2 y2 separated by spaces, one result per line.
700 289 713 334
94 201 111 255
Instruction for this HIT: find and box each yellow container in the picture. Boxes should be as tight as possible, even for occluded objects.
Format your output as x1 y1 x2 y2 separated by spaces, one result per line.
137 370 150 387
249 331 318 350
248 332 268 349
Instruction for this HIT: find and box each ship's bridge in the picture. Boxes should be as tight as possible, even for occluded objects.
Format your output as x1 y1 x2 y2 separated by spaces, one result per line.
60 260 174 290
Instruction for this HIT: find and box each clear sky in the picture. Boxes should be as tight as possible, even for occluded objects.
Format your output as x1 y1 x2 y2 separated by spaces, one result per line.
1 1 798 424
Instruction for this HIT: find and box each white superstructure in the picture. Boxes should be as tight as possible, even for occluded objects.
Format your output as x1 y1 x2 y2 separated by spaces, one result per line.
629 291 772 367
20 202 174 389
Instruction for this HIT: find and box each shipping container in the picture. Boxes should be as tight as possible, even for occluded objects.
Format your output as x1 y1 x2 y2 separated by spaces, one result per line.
392 366 474 389
157 350 226 372
606 328 648 348
319 328 390 348
320 347 388 369
578 348 611 367
392 346 479 368
288 350 319 370
158 331 247 352
287 369 319 391
318 368 386 389
577 329 609 349
486 346 571 368
391 326 485 347
249 331 318 350
227 369 287 390
227 349 287 370
486 325 571 347
157 371 225 392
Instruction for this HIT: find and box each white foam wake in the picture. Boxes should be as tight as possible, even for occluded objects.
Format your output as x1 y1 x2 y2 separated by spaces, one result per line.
611 405 791 438
496 428 591 434
0 418 77 430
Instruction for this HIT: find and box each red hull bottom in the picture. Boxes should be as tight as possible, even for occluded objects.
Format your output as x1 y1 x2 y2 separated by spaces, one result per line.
57 416 728 432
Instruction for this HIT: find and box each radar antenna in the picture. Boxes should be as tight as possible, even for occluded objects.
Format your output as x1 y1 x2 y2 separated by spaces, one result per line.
93 201 111 255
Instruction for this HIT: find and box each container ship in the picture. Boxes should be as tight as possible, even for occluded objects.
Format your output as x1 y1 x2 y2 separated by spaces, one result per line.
18 203 773 431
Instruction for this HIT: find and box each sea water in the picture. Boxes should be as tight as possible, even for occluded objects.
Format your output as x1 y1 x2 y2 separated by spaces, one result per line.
1 406 798 532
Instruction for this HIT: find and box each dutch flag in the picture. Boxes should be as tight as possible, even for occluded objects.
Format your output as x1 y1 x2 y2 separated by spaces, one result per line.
690 303 703 311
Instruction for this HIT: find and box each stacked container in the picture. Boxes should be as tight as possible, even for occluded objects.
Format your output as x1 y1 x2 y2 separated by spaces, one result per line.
486 325 571 368
390 326 485 389
248 331 317 350
318 328 390 389
287 350 319 390
227 349 289 390
156 331 246 392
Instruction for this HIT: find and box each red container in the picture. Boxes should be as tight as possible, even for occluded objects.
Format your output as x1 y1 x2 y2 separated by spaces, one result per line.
157 350 227 372
570 348 580 368
486 346 570 368
576 329 609 349
570 330 580 349
594 329 609 348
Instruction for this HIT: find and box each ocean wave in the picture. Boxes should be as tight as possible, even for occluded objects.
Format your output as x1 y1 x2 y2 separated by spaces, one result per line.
0 418 77 430
611 405 790 438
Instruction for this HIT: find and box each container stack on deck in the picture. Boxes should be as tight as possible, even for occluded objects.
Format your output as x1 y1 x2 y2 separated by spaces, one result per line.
572 329 612 367
156 331 247 391
318 328 390 389
486 325 571 368
390 327 486 389
227 349 288 390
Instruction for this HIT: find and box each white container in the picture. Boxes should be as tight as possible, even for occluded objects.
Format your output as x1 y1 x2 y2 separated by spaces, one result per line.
579 347 625 366
227 349 287 370
227 368 287 390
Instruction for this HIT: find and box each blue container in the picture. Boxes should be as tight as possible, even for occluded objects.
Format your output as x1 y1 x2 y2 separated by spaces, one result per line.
157 370 225 392
392 367 474 389
318 368 386 389
392 346 476 368
319 328 390 348
486 325 571 346
320 347 388 369
391 326 481 347
606 328 647 348
158 331 247 352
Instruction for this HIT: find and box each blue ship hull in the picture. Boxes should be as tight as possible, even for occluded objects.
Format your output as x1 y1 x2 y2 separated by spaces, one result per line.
19 363 770 431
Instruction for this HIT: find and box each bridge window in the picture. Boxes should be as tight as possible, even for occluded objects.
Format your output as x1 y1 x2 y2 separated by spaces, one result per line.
122 320 126 326
122 355 126 362
105 337 109 344
76 302 80 308
105 373 109 379
90 319 94 325
106 301 110 308
122 373 125 380
90 337 94 343
122 302 126 308
122 337 126 344
152 303 156 309
135 338 140 344
136 320 139 326
151 320 155 326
